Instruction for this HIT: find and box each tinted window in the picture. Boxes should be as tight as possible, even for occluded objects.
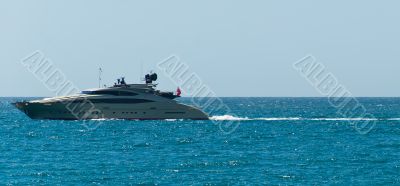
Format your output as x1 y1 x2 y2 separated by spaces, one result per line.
118 91 138 96
66 98 153 104
82 90 138 96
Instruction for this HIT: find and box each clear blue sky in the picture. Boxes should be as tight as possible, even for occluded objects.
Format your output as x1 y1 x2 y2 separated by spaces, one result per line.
1 0 400 97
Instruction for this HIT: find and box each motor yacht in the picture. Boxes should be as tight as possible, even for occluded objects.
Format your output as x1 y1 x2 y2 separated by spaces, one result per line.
13 73 209 120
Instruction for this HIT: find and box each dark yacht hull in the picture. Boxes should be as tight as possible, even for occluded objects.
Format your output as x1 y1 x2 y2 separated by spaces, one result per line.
13 101 209 120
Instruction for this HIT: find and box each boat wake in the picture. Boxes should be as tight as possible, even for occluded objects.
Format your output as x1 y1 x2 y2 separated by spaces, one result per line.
209 115 300 121
209 115 400 121
85 115 400 122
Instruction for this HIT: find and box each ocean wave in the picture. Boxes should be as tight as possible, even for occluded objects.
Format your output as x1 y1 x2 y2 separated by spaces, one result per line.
80 115 400 122
209 115 392 121
386 118 400 121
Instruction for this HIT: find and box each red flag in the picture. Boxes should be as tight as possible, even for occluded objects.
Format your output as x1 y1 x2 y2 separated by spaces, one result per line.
176 87 181 96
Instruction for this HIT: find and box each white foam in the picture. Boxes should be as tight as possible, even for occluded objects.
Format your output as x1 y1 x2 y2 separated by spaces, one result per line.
81 115 399 122
89 118 107 121
209 115 383 121
209 115 251 121
89 118 123 121
209 115 300 121
257 117 301 121
309 118 378 121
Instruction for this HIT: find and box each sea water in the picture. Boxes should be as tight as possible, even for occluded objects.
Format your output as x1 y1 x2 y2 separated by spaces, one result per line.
0 97 399 185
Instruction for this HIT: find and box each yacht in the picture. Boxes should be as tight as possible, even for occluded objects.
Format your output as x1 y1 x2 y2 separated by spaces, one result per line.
13 73 209 120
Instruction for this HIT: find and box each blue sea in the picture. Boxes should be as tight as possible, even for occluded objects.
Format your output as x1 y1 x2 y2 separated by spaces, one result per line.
0 97 399 185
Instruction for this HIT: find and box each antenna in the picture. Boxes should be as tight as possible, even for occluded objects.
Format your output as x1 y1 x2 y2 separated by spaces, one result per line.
140 62 143 82
98 67 103 88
